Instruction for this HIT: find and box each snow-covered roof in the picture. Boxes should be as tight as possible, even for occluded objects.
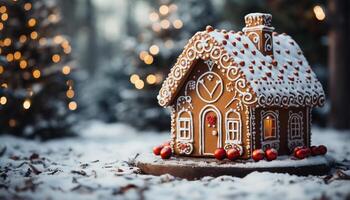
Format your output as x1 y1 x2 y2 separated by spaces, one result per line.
158 28 325 108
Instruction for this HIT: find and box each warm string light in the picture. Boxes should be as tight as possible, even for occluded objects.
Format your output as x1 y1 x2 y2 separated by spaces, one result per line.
19 60 27 69
27 18 36 27
173 19 183 29
30 31 38 39
68 101 77 110
146 74 156 84
24 3 32 11
134 79 144 89
149 12 159 22
143 54 154 64
52 54 60 63
62 65 71 75
0 6 7 14
130 74 140 84
313 5 326 21
159 5 169 15
149 45 159 55
1 13 8 21
48 14 59 23
66 89 74 98
160 19 170 29
23 99 31 109
0 3 77 114
3 38 12 46
133 3 182 91
19 35 27 43
0 96 7 105
32 69 41 78
6 53 14 62
39 37 47 46
14 51 21 60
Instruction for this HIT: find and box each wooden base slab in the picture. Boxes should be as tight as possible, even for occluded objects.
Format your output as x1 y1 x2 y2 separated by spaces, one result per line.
135 153 334 180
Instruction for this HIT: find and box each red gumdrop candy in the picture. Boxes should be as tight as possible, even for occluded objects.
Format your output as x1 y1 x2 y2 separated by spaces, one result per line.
226 148 240 161
214 148 226 160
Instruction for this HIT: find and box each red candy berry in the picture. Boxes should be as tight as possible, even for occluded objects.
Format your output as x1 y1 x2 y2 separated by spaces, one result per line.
311 145 320 156
293 146 304 156
226 148 240 161
214 148 226 160
160 146 172 159
265 148 278 161
252 149 265 162
304 147 311 157
295 148 308 159
317 145 327 155
153 145 163 156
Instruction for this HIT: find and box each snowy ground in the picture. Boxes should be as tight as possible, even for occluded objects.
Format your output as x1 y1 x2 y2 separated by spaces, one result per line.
0 121 349 200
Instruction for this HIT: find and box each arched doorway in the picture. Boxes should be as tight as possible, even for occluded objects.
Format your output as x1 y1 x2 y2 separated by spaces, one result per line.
199 105 222 155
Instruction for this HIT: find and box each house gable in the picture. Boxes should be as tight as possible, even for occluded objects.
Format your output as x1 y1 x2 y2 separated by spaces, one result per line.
158 27 325 108
157 31 257 108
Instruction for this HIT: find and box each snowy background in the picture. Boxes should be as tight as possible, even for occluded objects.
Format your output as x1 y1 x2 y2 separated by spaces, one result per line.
0 123 350 200
1 0 349 199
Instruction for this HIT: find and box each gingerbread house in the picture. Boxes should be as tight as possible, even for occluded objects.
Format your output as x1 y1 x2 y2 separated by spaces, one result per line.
157 13 325 159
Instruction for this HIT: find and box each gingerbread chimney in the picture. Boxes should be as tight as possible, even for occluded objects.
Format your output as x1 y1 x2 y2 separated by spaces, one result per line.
243 13 274 56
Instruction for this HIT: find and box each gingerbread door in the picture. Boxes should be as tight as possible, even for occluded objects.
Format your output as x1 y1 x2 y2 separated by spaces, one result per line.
199 105 222 155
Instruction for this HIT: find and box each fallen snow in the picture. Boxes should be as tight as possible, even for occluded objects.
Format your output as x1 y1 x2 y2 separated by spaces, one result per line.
0 121 349 200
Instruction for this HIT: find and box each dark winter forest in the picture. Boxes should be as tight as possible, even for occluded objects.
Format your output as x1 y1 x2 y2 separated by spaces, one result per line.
0 0 349 199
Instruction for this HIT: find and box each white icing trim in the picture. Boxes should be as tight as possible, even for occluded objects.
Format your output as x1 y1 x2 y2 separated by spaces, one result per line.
158 30 325 108
264 33 272 52
176 142 194 155
250 107 256 152
199 105 222 155
247 32 261 50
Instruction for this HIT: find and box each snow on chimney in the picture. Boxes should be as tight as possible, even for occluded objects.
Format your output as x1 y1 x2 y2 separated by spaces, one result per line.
243 13 274 56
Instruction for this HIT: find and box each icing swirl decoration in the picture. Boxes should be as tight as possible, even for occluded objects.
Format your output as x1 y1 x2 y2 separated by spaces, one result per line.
157 30 325 108
196 72 223 104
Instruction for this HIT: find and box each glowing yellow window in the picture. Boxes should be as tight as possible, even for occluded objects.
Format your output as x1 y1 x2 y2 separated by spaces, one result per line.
263 115 276 140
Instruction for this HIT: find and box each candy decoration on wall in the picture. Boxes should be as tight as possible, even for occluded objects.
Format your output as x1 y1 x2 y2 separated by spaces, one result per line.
207 115 217 127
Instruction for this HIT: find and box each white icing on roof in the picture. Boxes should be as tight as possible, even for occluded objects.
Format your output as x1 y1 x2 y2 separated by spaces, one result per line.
157 27 325 108
207 30 325 107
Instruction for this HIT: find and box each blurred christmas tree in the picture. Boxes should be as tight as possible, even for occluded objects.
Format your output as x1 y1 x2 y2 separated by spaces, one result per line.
0 0 77 139
102 0 218 130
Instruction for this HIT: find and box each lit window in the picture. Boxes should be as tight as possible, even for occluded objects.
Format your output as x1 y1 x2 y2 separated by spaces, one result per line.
263 115 277 140
290 115 301 139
